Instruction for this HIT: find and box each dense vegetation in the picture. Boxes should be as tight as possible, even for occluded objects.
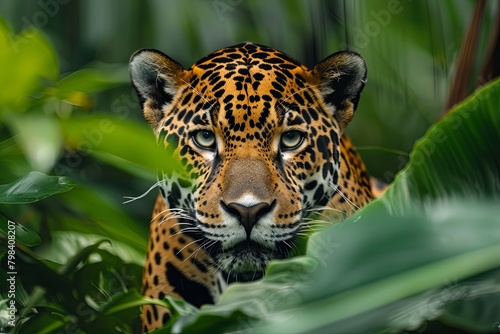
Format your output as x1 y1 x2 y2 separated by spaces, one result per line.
0 1 498 333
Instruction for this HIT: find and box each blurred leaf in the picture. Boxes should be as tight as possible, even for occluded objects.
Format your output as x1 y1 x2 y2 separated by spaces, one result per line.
384 270 500 333
59 114 176 181
91 150 157 182
440 279 500 333
6 113 62 172
0 171 75 204
164 78 500 333
257 202 500 334
0 214 41 247
382 78 500 209
0 136 31 183
53 66 129 107
0 20 58 110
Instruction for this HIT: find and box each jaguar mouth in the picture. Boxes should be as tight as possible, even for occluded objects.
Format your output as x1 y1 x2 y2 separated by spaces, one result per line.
215 239 290 283
187 211 303 283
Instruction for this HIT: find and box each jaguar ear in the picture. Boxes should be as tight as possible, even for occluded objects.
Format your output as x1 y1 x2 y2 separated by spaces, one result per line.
312 51 367 129
129 49 186 130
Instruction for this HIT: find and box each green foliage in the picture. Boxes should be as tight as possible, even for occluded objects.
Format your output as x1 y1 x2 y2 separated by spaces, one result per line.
5 242 147 333
0 21 156 333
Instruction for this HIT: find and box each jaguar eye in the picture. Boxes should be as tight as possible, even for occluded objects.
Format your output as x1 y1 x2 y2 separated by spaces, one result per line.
280 130 305 151
193 130 216 150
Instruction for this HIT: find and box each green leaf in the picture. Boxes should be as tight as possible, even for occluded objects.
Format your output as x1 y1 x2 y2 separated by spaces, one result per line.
0 136 31 182
382 78 500 208
166 79 500 333
169 201 500 333
0 20 58 110
0 171 76 204
13 307 67 334
0 214 41 247
255 202 500 334
59 239 111 275
6 113 62 172
59 114 177 181
37 231 144 267
56 67 128 96
54 67 128 107
7 238 145 332
99 290 168 316
440 278 500 333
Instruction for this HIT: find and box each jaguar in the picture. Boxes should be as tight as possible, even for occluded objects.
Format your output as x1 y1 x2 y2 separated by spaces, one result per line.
129 42 374 332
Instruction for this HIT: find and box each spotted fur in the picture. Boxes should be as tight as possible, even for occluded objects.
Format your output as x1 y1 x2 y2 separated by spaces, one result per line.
129 42 373 332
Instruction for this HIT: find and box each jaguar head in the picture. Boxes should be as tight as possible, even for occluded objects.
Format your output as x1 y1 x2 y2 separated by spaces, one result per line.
130 42 366 280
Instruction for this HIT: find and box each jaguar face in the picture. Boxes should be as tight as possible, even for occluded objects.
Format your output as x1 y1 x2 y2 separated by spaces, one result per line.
130 42 366 280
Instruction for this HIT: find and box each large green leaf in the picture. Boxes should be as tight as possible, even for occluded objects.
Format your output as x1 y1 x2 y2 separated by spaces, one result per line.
163 79 500 333
0 171 75 204
250 202 500 334
382 79 500 210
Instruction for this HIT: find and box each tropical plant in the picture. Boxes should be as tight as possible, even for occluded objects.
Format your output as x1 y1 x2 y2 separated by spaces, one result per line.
0 21 155 333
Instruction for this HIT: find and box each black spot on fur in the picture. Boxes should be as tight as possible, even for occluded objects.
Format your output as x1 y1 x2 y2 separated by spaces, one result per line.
152 304 159 320
317 135 331 159
304 180 317 190
166 263 214 307
191 258 208 273
314 184 328 205
155 252 161 265
170 183 181 201
173 247 184 261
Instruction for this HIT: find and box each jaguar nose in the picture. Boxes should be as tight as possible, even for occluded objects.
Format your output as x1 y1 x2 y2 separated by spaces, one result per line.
221 200 275 237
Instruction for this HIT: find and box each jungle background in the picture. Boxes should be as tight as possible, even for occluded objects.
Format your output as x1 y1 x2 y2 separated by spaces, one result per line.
0 0 499 333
